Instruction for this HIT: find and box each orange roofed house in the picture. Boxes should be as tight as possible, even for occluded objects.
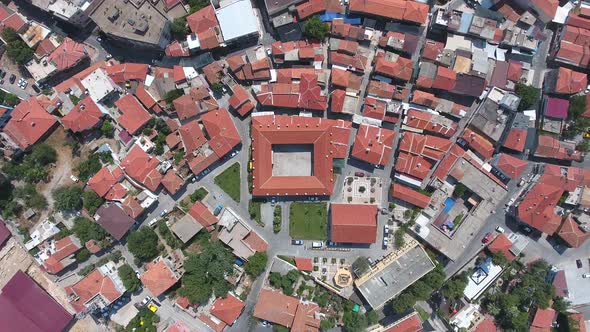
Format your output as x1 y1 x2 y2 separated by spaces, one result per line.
330 204 377 244
253 288 321 332
198 293 245 331
66 262 125 313
351 124 395 167
251 115 351 196
2 97 58 151
140 256 182 298
120 144 164 192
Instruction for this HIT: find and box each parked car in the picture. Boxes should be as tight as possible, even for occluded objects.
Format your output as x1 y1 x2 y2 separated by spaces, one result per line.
384 224 390 234
105 53 112 60
20 81 27 89
230 150 237 157
311 241 323 249
519 225 532 234
141 296 152 306
148 218 159 227
583 273 590 278
147 303 157 313
213 204 224 216
367 257 374 265
0 69 5 78
495 226 505 233
354 172 364 177
70 175 79 183
482 232 494 244
291 239 304 245
9 74 16 84
577 259 583 269
32 84 40 93
159 209 168 217
383 237 389 248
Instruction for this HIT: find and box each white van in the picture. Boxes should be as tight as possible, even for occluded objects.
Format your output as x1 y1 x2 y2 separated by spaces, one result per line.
311 241 323 249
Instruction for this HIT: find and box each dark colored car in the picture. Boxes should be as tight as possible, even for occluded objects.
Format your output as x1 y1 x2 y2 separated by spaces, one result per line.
0 70 5 79
32 84 40 93
354 172 365 177
577 259 583 269
9 74 16 84
291 240 304 245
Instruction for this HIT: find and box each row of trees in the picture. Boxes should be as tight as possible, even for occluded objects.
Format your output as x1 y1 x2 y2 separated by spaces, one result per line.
1 28 33 65
3 143 57 183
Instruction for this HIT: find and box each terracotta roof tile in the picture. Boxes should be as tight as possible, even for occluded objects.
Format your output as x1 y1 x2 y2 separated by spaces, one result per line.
558 214 590 248
383 312 422 332
487 234 516 262
253 289 299 327
462 128 494 160
141 259 180 297
4 97 57 150
88 166 123 198
392 184 431 208
188 201 218 229
114 94 151 134
48 38 87 71
375 57 413 81
502 128 527 152
68 269 123 312
120 144 163 192
201 108 241 158
210 294 245 325
496 153 527 179
187 5 218 33
61 97 102 133
555 67 587 94
162 170 185 195
331 204 377 244
531 308 555 332
294 258 313 271
351 124 395 166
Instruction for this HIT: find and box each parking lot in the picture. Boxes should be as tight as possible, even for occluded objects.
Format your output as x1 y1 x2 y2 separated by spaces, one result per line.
0 53 37 100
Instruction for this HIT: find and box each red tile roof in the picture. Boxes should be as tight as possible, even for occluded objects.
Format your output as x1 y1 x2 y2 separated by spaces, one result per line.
88 166 124 198
4 97 57 150
68 269 123 312
120 145 163 192
507 61 523 82
42 235 82 274
571 313 587 332
210 293 245 325
556 41 590 68
351 124 395 166
558 214 590 248
0 13 26 33
173 94 199 121
349 0 428 24
517 181 563 234
532 0 558 21
423 39 444 61
496 153 528 179
165 41 190 57
375 57 413 81
0 271 72 331
229 85 254 116
292 302 321 332
106 63 149 83
531 308 555 332
187 5 219 34
114 94 151 134
502 128 527 152
399 131 452 161
61 97 102 133
242 231 269 253
432 66 457 91
161 170 185 195
474 316 499 332
395 152 432 180
383 312 423 332
556 67 588 94
201 108 241 158
294 257 313 271
487 233 516 262
122 196 144 220
330 89 346 113
535 135 583 162
48 37 87 71
251 115 351 196
462 128 494 160
392 184 431 208
85 239 101 254
134 83 157 109
331 204 377 244
179 120 207 153
253 289 300 328
141 259 180 297
405 109 457 137
188 201 218 229
35 37 57 57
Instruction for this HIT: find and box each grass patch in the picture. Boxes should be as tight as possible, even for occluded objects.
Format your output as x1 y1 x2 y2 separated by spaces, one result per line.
249 200 263 226
190 187 209 203
273 205 282 233
277 255 296 266
214 163 240 202
415 305 430 321
289 202 327 240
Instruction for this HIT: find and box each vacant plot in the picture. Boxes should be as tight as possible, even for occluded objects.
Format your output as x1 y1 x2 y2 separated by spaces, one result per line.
215 163 241 202
289 202 327 240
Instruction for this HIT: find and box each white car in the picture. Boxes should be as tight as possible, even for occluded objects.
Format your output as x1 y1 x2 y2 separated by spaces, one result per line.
383 237 389 248
70 175 79 182
495 226 505 233
148 218 158 227
105 53 112 60
384 224 390 234
583 273 590 278
160 209 169 217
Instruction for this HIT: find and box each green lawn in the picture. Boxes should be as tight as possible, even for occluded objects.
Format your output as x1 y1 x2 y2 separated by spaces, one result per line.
214 163 240 202
289 202 327 240
249 200 263 226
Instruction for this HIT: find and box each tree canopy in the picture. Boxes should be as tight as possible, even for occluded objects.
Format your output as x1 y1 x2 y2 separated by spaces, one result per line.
304 16 329 40
82 190 104 215
179 240 235 304
171 17 189 38
244 252 267 277
441 272 469 302
119 264 140 293
101 120 115 138
514 83 540 111
53 186 84 211
2 143 57 183
128 227 160 263
1 28 34 65
72 216 107 243
76 153 103 181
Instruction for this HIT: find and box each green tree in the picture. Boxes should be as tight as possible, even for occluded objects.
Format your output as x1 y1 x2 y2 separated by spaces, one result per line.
320 318 335 331
13 183 47 210
179 241 235 304
391 292 417 313
189 0 209 12
72 216 107 243
515 83 540 111
118 264 140 292
441 272 468 302
453 183 467 198
31 143 57 165
569 95 586 118
165 89 183 104
1 28 34 65
3 94 19 106
101 120 115 138
76 153 102 181
366 310 379 325
75 248 91 262
82 190 104 215
304 16 329 40
171 17 189 38
128 227 160 263
489 250 509 266
342 311 368 332
210 82 224 93
577 140 590 153
245 252 268 277
552 297 570 314
173 151 185 165
53 186 83 211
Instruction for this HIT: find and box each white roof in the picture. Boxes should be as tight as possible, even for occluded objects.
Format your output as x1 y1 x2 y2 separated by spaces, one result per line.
81 68 118 102
216 0 258 43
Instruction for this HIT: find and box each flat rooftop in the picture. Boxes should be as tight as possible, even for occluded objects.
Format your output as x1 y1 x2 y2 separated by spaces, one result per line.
272 144 313 176
216 0 259 42
356 242 434 309
264 0 304 15
88 0 169 47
